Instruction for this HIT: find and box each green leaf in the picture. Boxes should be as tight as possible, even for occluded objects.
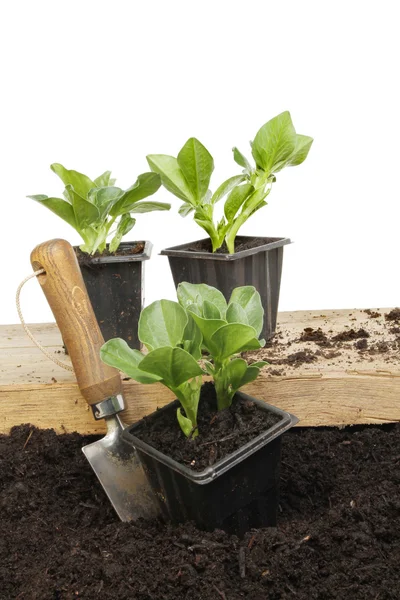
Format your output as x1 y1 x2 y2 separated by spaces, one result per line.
250 361 268 368
182 314 202 360
110 172 162 216
178 202 195 217
211 175 246 204
224 183 253 222
177 408 194 437
90 186 124 219
241 187 270 217
94 171 113 187
239 366 261 387
177 138 214 203
109 213 136 253
237 337 265 352
129 201 171 214
232 147 253 172
286 134 313 167
251 111 297 174
228 287 263 337
100 338 161 384
187 312 226 350
64 184 100 229
226 302 248 325
27 195 77 229
225 358 248 391
138 300 187 351
177 282 227 318
146 154 195 204
203 300 221 320
139 346 204 388
50 163 96 199
203 360 215 375
210 323 258 360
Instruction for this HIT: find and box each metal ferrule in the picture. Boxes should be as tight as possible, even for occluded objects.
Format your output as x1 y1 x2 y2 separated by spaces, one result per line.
91 394 125 420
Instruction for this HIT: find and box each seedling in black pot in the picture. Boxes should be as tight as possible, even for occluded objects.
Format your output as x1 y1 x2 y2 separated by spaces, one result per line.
101 283 298 535
28 164 170 348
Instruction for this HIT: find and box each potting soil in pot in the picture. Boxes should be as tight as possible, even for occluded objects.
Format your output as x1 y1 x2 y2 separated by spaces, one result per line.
1 423 399 599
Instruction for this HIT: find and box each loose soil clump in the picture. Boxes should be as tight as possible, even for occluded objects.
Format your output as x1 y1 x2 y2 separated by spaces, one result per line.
1 423 399 599
332 328 370 342
385 308 400 322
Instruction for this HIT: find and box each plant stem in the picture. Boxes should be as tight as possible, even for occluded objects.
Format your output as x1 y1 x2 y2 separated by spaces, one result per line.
213 359 234 410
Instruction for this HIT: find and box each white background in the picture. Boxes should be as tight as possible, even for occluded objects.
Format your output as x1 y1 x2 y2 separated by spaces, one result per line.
1 0 399 325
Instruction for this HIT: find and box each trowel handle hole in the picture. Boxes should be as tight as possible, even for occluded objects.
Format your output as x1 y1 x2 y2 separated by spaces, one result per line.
31 261 47 285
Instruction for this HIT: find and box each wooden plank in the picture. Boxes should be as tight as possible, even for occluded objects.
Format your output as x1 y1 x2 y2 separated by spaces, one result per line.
1 308 399 434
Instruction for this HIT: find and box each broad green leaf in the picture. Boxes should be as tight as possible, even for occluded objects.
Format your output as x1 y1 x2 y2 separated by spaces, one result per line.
226 302 248 325
210 323 258 360
228 286 263 337
139 346 203 388
139 299 187 351
177 282 227 318
65 184 100 229
177 408 194 437
27 195 77 229
210 175 246 204
187 312 226 350
250 361 268 368
109 213 136 253
237 337 265 352
225 358 248 391
90 186 124 219
110 172 162 216
286 134 313 167
177 138 214 203
146 154 195 204
94 171 113 187
239 365 261 387
232 147 253 172
129 201 171 214
224 183 253 222
182 314 202 360
178 202 195 217
100 338 161 384
50 163 96 199
203 300 221 320
251 112 297 174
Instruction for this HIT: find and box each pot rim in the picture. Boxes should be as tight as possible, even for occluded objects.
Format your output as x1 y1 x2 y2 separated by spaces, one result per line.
160 236 291 261
123 392 298 485
74 240 152 264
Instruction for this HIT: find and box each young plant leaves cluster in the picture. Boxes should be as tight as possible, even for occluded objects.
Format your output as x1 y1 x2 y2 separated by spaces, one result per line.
100 299 204 438
101 282 268 438
147 111 313 253
28 164 171 255
177 283 267 411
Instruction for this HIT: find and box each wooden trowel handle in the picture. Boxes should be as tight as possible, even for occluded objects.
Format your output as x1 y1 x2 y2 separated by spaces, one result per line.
30 239 122 405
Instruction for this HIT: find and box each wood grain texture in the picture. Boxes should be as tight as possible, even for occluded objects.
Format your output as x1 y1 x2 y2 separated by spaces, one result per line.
1 308 399 434
30 239 121 404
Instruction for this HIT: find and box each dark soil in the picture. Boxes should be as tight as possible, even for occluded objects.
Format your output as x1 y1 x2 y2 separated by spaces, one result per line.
185 236 282 254
262 349 318 368
385 308 400 322
75 241 144 265
132 383 281 472
332 328 370 342
364 309 381 318
1 423 399 600
299 327 330 346
355 338 368 351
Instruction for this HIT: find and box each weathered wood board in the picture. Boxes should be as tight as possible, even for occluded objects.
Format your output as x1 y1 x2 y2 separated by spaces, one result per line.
1 308 399 434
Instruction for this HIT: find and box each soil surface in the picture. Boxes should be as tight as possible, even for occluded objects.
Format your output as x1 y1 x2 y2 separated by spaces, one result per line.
1 423 399 599
183 236 284 255
245 308 400 374
132 383 281 471
75 241 144 264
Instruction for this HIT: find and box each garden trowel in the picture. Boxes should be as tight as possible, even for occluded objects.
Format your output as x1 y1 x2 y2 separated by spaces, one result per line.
30 238 160 522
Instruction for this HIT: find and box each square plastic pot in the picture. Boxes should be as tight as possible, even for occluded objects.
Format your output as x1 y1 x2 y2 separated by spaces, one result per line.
161 236 291 340
123 392 298 536
76 241 152 350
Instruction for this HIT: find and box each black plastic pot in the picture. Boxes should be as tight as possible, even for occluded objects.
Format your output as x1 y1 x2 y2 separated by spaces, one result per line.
161 236 291 340
76 241 151 350
123 392 298 536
